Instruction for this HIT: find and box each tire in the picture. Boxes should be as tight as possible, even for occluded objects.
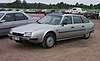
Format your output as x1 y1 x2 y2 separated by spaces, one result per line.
83 32 90 39
42 33 56 48
15 40 23 43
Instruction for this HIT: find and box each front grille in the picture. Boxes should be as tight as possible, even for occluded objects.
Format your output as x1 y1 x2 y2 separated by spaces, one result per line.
12 32 24 36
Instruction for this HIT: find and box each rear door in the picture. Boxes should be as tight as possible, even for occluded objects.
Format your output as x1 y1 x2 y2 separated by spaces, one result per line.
12 13 29 27
81 16 91 33
0 13 14 35
72 16 85 36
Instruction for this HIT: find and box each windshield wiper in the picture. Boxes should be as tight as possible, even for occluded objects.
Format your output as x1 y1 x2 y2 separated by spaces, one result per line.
36 20 41 24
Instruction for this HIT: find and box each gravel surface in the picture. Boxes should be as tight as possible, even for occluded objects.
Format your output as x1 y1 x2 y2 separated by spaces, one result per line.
0 17 100 61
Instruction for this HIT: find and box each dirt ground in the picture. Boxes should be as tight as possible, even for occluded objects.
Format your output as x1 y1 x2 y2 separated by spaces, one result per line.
0 14 100 61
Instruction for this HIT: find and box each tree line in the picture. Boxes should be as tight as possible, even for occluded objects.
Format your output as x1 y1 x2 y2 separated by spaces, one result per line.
0 0 100 9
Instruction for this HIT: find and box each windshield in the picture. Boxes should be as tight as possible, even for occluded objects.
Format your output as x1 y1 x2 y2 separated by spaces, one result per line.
38 15 62 25
0 13 4 18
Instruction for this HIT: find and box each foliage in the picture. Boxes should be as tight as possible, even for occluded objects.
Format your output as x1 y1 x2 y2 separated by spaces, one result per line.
0 0 100 9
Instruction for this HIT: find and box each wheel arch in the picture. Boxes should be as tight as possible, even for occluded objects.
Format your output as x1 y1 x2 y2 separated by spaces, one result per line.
42 31 57 42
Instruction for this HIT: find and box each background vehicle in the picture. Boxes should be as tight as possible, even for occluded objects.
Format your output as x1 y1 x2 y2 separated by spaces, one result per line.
64 7 87 14
97 10 100 19
44 9 58 15
83 10 99 19
9 13 94 48
25 9 45 14
99 13 100 19
71 7 82 13
0 11 36 36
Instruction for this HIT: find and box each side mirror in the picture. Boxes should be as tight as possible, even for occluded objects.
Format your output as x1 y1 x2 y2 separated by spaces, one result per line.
0 20 6 23
62 21 67 26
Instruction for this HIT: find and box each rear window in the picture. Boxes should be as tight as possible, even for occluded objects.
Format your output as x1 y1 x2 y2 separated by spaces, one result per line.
81 17 90 23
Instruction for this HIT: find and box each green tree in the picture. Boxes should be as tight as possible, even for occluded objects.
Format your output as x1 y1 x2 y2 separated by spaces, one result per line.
94 3 100 9
79 3 84 8
12 0 22 8
1 1 100 9
22 0 27 8
89 4 94 9
75 2 79 7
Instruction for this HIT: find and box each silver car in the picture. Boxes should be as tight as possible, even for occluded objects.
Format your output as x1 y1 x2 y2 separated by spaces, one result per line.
8 13 94 48
0 11 36 36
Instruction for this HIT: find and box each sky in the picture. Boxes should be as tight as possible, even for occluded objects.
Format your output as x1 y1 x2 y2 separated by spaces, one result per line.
0 0 100 5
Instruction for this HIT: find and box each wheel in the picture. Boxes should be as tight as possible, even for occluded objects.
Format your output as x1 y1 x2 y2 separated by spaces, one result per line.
15 40 23 43
42 33 55 48
83 32 90 39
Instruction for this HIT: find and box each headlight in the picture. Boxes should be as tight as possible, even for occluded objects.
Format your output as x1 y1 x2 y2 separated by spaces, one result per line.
9 29 13 34
24 32 32 36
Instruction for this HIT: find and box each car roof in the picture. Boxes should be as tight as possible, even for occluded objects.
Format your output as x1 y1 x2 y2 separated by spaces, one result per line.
63 14 82 16
47 12 64 16
48 12 82 16
0 11 23 14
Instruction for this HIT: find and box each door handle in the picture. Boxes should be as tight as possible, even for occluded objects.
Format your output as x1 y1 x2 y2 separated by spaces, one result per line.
82 25 85 27
71 26 74 28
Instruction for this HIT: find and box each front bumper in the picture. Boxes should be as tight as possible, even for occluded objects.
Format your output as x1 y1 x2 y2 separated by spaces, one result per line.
8 33 40 43
90 29 94 33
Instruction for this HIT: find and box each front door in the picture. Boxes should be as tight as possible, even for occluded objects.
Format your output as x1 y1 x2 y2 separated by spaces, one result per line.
0 13 14 35
12 13 29 27
58 16 74 39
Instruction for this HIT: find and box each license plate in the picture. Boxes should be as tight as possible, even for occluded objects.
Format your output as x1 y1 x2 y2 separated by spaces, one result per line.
12 37 20 41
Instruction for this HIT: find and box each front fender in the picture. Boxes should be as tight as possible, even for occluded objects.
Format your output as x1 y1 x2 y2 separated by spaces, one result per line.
41 29 58 42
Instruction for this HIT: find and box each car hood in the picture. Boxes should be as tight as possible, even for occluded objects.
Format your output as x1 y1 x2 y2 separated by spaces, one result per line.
12 23 53 33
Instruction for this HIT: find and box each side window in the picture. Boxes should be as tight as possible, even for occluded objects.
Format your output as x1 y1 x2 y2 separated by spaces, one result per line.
63 16 72 25
73 16 82 24
81 17 90 23
14 13 28 21
2 13 14 22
